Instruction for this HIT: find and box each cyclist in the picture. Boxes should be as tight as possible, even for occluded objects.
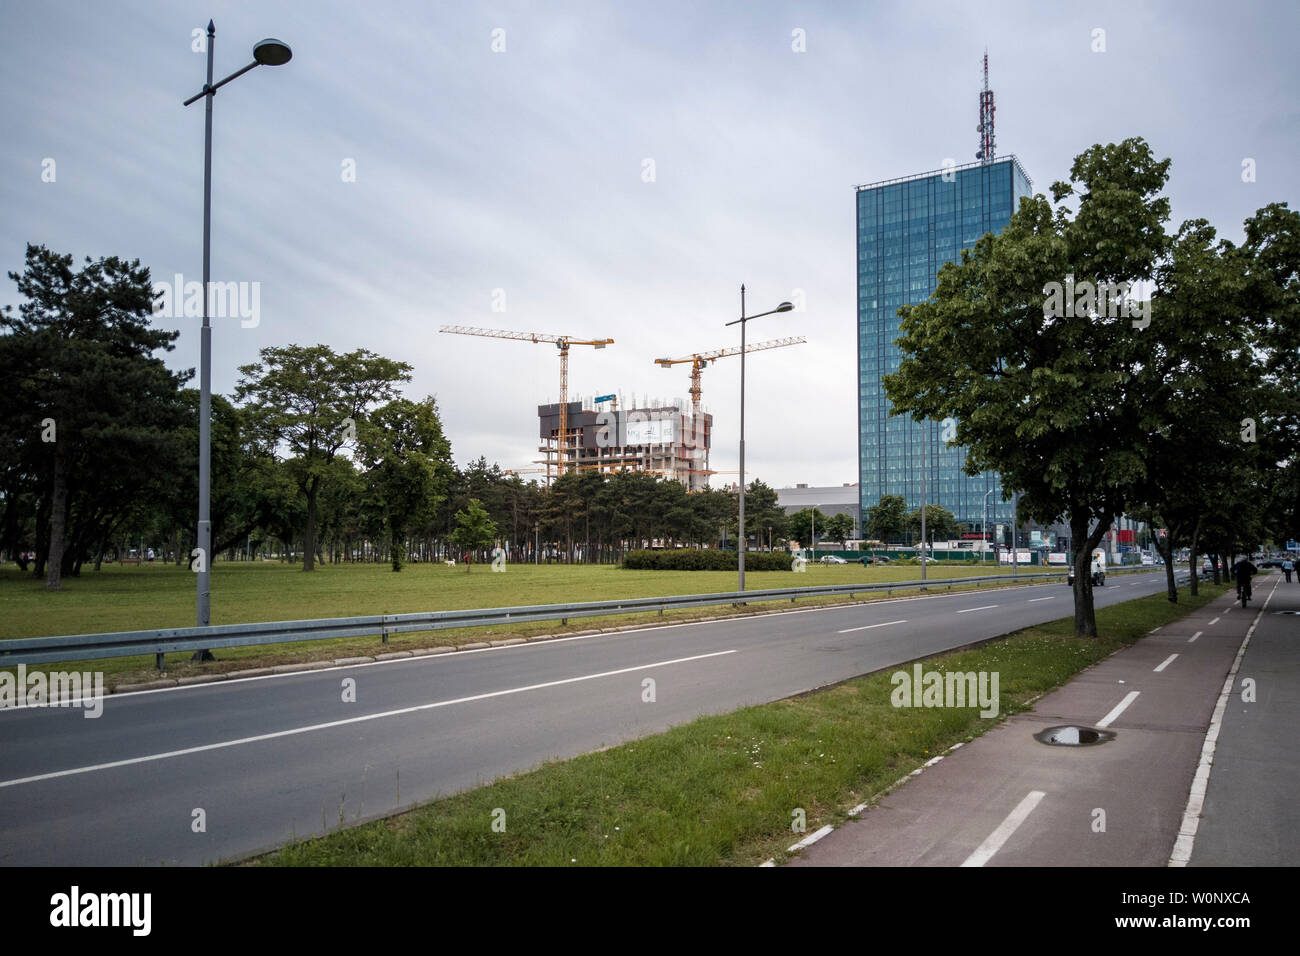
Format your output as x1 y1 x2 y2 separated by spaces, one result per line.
1231 557 1259 603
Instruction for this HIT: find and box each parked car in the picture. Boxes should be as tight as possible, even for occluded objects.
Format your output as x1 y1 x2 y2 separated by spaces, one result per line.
859 556 874 565
1259 558 1284 569
819 555 847 564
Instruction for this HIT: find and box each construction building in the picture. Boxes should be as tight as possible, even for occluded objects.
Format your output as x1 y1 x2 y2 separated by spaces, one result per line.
536 395 712 489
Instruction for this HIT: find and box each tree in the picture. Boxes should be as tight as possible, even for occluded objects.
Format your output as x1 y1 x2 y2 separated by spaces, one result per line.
866 494 907 544
740 480 788 549
235 344 411 571
449 498 498 572
885 138 1174 637
787 508 827 550
1 244 188 588
904 504 959 543
357 396 454 571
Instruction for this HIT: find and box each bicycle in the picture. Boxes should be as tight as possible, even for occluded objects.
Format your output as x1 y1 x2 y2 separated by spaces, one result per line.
1238 582 1252 608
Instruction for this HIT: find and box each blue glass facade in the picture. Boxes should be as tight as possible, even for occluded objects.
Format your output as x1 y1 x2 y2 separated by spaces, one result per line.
857 156 1033 532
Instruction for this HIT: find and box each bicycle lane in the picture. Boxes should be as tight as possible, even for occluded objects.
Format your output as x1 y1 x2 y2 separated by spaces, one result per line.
787 578 1270 866
1187 574 1299 865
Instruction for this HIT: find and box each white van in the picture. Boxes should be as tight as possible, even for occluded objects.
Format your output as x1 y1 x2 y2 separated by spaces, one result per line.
1067 549 1107 587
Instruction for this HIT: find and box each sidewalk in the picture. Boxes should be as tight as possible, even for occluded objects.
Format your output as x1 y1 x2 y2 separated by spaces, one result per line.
788 577 1282 866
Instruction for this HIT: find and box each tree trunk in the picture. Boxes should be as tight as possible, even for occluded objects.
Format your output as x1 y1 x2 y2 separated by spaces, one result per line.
303 477 319 571
45 448 68 590
1069 511 1112 638
1188 516 1203 597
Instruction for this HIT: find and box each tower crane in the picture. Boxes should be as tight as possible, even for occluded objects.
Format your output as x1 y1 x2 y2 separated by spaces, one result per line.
440 326 613 477
654 336 806 428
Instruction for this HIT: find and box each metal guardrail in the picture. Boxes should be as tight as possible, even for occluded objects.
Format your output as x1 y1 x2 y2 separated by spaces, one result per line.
1 566 1173 669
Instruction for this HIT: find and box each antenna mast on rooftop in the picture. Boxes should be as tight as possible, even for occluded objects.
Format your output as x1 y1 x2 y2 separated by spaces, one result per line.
977 50 995 164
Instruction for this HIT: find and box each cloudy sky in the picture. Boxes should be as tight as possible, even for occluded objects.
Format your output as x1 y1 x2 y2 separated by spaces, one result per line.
3 0 1297 488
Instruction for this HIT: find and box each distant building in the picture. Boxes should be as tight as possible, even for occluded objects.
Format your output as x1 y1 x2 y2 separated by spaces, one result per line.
856 155 1033 531
775 484 860 521
537 398 712 489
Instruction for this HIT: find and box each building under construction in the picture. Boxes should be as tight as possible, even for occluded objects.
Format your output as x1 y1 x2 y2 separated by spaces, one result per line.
537 396 713 490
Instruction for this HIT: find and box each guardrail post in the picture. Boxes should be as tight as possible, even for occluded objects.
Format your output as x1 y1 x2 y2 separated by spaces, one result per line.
156 652 165 671
381 614 390 645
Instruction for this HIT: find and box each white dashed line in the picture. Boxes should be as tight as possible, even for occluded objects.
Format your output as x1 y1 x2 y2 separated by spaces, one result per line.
957 605 999 614
1208 617 1220 626
1097 690 1141 728
961 791 1046 867
1154 654 1178 673
1188 631 1202 643
1028 597 1055 603
837 619 907 634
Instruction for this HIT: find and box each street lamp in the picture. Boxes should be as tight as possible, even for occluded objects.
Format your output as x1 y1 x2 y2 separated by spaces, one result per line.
184 21 291 659
983 487 993 566
811 504 821 563
726 285 793 593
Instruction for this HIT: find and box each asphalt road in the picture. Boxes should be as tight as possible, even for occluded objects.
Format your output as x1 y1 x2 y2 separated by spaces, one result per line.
0 569 1185 865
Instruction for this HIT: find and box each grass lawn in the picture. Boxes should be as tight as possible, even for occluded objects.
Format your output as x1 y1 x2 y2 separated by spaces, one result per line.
250 582 1227 867
2 559 1051 686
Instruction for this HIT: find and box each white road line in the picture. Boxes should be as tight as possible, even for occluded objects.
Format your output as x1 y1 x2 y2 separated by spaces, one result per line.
1208 617 1220 626
787 825 834 852
1150 626 1161 633
1154 654 1179 673
960 791 1046 867
1097 690 1141 728
837 619 906 634
0 648 738 790
1028 596 1055 603
1171 578 1278 866
957 605 999 614
1188 631 1202 643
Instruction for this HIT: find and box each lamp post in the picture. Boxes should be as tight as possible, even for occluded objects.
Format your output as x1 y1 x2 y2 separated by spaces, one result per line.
726 285 793 593
920 419 929 581
184 22 291 658
811 504 820 563
983 488 993 566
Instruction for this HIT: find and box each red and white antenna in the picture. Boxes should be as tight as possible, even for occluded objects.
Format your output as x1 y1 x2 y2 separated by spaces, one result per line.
977 50 995 164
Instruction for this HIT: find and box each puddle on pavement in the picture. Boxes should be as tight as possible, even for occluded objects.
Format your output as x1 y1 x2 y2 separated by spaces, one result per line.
1034 725 1115 746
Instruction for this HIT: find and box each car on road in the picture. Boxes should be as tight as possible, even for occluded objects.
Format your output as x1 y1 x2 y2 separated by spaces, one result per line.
1067 549 1107 587
819 555 847 564
1259 558 1284 569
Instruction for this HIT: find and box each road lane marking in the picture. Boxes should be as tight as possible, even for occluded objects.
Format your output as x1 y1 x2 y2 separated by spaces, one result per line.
1028 597 1055 603
1097 690 1141 728
837 619 906 634
1188 631 1202 643
0 649 738 790
960 791 1046 867
957 605 999 614
1154 654 1179 673
1208 617 1220 625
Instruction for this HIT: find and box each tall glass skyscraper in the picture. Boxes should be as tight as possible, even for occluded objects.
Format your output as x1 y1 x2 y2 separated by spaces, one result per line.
856 156 1033 534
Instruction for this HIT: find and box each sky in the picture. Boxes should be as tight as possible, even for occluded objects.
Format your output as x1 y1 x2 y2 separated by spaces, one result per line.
3 0 1298 488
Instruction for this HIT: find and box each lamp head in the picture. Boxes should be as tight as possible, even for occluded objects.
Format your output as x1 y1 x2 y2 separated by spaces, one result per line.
776 301 794 312
253 39 292 66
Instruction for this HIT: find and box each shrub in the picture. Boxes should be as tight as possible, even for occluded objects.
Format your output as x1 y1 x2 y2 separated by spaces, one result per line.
621 549 793 571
